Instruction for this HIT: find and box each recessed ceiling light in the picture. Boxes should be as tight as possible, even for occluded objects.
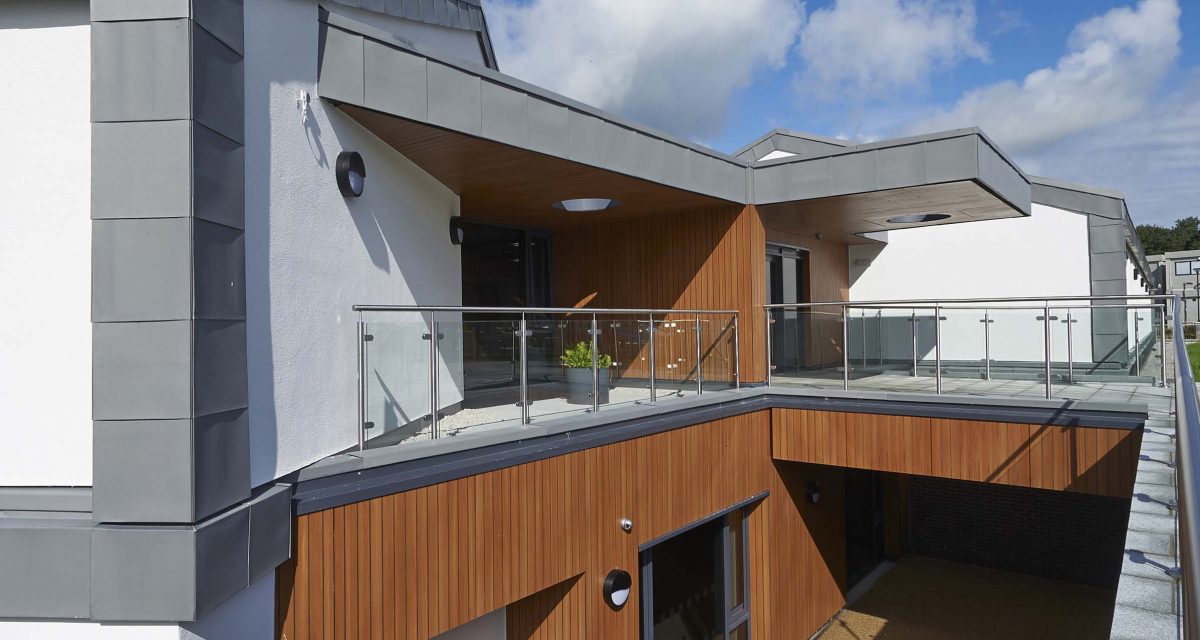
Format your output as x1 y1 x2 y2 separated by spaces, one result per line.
886 213 952 224
553 198 622 212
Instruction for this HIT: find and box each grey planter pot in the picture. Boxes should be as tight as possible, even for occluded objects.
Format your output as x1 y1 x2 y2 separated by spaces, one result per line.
565 367 610 405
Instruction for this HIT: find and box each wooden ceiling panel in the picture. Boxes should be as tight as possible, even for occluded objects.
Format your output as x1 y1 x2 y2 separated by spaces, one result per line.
342 105 738 229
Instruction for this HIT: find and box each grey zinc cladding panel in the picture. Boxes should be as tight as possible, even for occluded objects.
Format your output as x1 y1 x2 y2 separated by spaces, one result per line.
192 25 245 143
364 40 428 121
978 141 1028 214
925 135 977 183
92 121 193 220
92 19 191 122
93 419 196 522
601 125 641 175
194 123 246 229
93 411 250 524
248 485 293 583
193 320 249 417
0 519 92 618
92 218 193 322
526 96 569 157
90 0 190 22
481 80 529 148
191 0 245 54
193 220 247 319
831 151 877 196
567 110 606 167
91 526 198 620
876 143 926 190
194 508 251 617
318 24 366 104
427 61 483 135
93 321 193 420
1089 222 1127 252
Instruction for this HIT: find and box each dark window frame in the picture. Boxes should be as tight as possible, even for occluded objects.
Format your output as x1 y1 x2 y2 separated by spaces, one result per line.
639 492 765 640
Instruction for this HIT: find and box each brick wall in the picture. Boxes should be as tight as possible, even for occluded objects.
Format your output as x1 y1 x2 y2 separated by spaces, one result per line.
908 476 1130 589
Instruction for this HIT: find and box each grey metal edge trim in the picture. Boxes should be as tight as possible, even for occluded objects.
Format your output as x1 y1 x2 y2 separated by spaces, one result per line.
731 128 850 159
318 9 750 169
0 487 92 513
637 490 768 552
292 390 1147 515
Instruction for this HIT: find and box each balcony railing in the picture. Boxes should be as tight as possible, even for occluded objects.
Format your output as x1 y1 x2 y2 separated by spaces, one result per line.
354 305 739 450
1173 293 1199 638
766 295 1171 400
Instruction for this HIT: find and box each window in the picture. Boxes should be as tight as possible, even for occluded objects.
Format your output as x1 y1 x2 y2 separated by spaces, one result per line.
640 504 754 640
1175 259 1200 276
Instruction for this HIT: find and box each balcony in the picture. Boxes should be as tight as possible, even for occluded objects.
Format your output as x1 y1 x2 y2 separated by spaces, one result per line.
766 296 1170 404
355 306 739 450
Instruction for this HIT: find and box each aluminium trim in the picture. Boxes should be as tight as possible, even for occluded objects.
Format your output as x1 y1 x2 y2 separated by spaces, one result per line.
637 491 768 552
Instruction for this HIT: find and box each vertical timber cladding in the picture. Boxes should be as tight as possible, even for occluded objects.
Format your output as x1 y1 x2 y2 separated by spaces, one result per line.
553 204 768 383
276 410 852 639
771 409 1142 498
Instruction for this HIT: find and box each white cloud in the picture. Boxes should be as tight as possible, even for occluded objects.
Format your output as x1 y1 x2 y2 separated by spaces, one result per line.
908 0 1181 151
484 0 804 141
796 0 987 100
1019 74 1200 226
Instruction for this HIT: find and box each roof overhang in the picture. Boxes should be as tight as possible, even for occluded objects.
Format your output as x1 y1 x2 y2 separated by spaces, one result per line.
752 129 1032 244
318 13 1031 237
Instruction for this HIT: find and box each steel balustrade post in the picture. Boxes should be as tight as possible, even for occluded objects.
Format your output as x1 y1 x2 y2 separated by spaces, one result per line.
648 313 657 402
1066 310 1074 384
732 315 741 390
841 305 850 391
1043 303 1052 399
592 313 600 412
983 309 992 381
1161 304 1168 387
695 316 703 396
877 310 883 366
519 313 529 425
357 313 366 451
935 304 943 394
861 309 868 369
911 309 918 377
1134 312 1142 377
765 310 773 387
430 311 440 439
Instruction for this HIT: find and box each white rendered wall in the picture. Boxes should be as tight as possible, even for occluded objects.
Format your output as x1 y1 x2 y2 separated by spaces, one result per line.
849 203 1092 364
245 0 462 487
0 1 92 486
0 621 176 640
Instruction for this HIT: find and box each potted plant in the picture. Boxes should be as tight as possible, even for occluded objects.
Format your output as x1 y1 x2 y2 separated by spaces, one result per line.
560 341 613 405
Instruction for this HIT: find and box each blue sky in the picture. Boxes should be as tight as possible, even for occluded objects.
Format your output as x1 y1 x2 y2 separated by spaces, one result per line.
486 0 1198 226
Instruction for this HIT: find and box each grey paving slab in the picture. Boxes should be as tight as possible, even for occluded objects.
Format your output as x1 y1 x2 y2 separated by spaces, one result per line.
1115 574 1177 615
1110 604 1179 640
1121 549 1180 582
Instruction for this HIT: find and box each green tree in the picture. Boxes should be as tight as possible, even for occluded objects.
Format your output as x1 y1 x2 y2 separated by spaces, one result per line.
1137 217 1200 254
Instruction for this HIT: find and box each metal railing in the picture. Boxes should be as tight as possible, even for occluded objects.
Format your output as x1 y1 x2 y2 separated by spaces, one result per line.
765 295 1170 399
1172 293 1200 639
353 305 740 450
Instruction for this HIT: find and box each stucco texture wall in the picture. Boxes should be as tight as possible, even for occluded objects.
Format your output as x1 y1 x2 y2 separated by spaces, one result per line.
244 0 462 487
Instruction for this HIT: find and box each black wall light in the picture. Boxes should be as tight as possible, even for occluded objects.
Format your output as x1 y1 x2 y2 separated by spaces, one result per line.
449 218 466 245
336 151 366 197
806 480 822 504
603 569 632 610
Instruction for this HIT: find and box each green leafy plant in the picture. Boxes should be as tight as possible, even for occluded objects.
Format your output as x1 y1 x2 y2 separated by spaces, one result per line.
560 341 613 369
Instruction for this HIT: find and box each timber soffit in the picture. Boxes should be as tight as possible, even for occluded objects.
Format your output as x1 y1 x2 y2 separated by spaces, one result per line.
317 11 1032 218
292 387 1148 515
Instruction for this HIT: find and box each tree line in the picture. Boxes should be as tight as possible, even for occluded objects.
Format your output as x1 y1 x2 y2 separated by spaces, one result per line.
1136 217 1200 255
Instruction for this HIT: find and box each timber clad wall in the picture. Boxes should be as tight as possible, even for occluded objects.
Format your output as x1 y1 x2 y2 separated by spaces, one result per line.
277 408 1139 640
771 409 1141 498
553 205 769 382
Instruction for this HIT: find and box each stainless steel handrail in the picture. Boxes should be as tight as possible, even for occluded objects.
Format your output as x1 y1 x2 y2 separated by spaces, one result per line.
356 305 738 314
1173 293 1200 638
765 295 1168 398
357 306 740 451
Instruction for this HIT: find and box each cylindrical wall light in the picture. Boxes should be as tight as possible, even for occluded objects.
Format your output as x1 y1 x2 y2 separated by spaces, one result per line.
336 151 366 197
603 569 632 610
806 480 822 504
